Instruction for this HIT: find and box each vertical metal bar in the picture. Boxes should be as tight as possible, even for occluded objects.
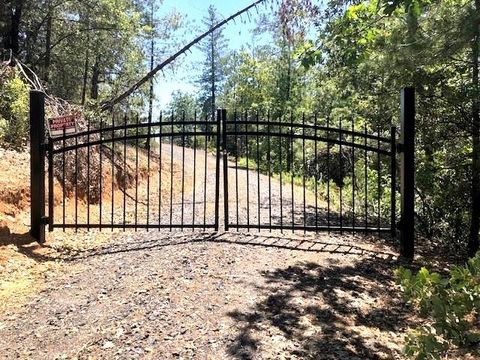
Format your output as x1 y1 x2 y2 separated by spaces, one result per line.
48 139 53 232
267 110 272 231
170 112 174 230
214 108 221 231
314 114 318 231
302 113 306 233
352 118 355 230
99 119 103 230
111 114 115 229
122 115 127 230
364 123 368 231
135 115 139 231
29 91 46 242
279 116 284 232
400 87 415 259
377 125 381 235
193 110 197 229
256 111 261 231
147 112 152 230
159 112 163 227
339 118 343 233
203 114 208 230
245 110 250 231
222 109 229 231
181 111 186 229
327 117 330 232
290 112 294 233
391 126 397 238
75 130 78 232
86 119 90 230
62 128 66 232
234 111 239 230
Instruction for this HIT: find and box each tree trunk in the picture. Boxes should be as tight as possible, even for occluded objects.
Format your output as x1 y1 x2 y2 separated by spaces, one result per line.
44 1 53 82
469 0 480 257
90 56 100 100
211 31 216 122
81 47 89 105
8 0 23 56
146 1 155 150
1 2 9 50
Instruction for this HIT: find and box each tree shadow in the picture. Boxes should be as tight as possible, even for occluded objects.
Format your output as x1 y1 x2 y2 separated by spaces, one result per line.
0 229 56 262
226 257 412 359
0 230 35 247
55 231 396 263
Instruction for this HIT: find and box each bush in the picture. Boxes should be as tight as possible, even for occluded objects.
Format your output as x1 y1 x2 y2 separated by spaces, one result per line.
395 253 480 359
0 69 30 148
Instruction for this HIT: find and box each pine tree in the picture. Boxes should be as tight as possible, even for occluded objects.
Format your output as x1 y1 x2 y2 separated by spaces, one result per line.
196 5 228 121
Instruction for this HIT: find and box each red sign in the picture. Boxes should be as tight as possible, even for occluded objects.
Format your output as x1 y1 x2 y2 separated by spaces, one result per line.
48 115 77 137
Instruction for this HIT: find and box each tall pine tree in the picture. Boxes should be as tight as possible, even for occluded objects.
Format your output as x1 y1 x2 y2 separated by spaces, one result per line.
196 5 228 121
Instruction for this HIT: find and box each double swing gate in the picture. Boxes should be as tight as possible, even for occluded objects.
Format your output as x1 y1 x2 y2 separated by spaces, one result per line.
30 89 416 258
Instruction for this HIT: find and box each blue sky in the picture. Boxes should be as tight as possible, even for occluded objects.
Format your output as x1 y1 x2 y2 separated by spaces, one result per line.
152 0 272 110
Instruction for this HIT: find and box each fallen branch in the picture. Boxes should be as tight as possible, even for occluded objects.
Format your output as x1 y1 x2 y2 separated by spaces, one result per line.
100 0 268 111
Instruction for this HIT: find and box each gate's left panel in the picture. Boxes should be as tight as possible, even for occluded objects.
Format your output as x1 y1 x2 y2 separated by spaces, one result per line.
47 111 219 232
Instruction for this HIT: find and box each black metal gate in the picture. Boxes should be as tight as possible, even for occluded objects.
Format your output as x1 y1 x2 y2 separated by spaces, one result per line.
46 110 221 232
222 110 396 236
29 89 416 257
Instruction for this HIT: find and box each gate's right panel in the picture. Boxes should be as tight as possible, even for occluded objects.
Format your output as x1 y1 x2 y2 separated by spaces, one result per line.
224 110 397 235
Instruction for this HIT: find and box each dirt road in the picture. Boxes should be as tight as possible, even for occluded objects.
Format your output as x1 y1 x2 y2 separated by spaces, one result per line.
0 144 408 360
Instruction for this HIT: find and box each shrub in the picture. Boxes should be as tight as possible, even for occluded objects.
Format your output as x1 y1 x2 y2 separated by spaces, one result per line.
395 253 480 359
0 69 30 148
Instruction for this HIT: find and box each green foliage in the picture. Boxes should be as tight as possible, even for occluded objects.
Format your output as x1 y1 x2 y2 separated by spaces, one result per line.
167 90 200 117
0 70 30 148
395 254 480 359
196 5 228 119
1 0 183 107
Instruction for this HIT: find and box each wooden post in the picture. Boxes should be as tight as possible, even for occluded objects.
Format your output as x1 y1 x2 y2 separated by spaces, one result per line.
400 88 415 259
30 90 46 243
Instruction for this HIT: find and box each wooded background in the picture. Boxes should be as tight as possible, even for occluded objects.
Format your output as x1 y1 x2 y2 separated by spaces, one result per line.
1 0 479 256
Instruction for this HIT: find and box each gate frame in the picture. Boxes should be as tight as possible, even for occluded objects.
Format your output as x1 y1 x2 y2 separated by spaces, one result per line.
29 89 415 258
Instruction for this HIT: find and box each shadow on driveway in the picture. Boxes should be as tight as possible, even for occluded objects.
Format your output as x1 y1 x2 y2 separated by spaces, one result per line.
226 256 410 359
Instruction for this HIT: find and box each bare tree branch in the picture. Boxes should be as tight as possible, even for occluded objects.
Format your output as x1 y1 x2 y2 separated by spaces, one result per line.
100 0 268 111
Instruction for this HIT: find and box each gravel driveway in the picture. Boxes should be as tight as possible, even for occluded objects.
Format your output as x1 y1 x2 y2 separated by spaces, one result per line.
0 143 407 360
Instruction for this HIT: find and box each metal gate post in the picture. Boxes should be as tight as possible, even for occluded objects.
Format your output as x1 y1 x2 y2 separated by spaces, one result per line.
30 90 46 243
222 109 229 231
399 87 415 259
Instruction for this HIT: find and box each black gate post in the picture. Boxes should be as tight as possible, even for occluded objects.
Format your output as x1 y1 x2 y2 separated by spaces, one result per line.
30 90 46 243
399 87 415 259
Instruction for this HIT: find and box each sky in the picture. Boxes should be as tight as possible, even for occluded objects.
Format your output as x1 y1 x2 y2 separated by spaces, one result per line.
151 0 273 111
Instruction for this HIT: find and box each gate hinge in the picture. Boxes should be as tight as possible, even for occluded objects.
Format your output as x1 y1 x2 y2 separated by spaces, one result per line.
396 143 404 153
41 216 49 225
